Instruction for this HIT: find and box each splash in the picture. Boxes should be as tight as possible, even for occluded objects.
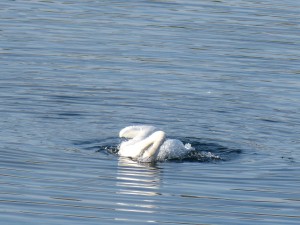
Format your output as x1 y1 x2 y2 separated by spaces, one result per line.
156 139 194 161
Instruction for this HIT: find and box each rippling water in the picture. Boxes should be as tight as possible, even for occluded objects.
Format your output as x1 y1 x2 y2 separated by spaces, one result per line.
1 0 300 224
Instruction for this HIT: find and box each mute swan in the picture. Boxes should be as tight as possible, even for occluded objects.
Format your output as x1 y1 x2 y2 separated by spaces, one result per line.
118 125 194 162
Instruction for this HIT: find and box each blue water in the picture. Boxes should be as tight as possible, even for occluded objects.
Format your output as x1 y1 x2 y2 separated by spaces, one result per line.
1 0 300 224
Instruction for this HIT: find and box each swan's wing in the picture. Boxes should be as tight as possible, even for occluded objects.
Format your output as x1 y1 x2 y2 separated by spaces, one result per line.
119 125 157 139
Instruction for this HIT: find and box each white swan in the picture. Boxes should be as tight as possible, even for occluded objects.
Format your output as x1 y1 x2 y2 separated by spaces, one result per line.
118 125 194 162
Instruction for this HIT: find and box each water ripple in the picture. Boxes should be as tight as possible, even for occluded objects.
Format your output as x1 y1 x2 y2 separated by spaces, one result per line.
1 0 300 224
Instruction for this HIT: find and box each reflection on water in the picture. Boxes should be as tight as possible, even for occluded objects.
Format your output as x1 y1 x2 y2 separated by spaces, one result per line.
1 0 300 224
115 158 161 222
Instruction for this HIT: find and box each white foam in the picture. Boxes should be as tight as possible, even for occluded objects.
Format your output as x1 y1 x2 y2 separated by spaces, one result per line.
157 139 194 161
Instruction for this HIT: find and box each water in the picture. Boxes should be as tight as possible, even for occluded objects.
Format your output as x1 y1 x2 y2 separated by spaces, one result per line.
1 0 300 224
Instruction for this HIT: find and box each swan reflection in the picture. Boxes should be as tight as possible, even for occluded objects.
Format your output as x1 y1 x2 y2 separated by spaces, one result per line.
115 157 161 221
116 157 161 196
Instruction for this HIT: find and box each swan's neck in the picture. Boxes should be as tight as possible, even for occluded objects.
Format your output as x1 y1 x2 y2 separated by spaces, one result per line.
141 131 166 160
119 126 166 162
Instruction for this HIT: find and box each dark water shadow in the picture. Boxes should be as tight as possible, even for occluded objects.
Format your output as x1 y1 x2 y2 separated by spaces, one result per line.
73 137 119 153
180 137 242 162
73 137 242 163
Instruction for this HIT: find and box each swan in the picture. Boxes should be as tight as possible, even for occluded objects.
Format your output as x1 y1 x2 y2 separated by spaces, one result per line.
118 125 194 162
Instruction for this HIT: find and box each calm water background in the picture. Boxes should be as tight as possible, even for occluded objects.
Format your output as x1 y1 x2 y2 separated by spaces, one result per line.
1 0 300 224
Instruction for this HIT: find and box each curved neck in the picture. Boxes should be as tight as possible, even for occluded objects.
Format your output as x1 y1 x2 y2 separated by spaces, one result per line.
141 131 166 159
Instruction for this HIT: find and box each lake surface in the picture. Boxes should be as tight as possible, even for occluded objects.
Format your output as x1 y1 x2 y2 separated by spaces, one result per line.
1 0 300 224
